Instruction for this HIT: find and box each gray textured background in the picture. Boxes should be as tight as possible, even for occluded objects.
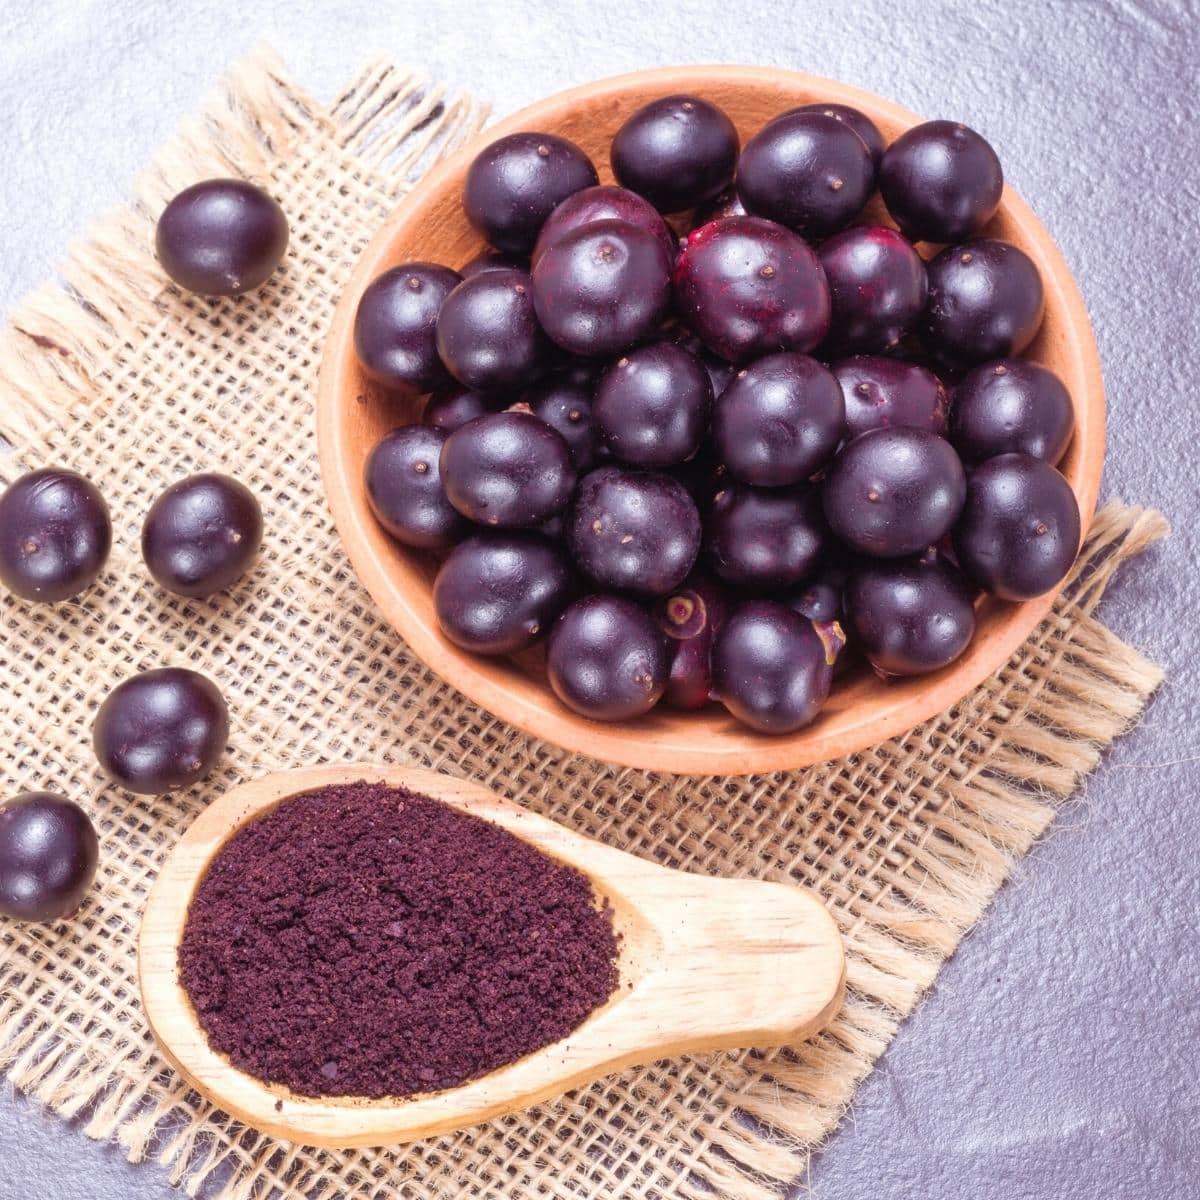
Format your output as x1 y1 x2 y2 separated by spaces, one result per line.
1 1 1198 1197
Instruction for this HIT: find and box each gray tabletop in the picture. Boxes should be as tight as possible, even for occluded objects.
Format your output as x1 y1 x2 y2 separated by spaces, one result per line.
2 1 1198 1197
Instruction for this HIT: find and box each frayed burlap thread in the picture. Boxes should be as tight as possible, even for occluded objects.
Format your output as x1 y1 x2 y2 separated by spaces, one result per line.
0 45 1166 1200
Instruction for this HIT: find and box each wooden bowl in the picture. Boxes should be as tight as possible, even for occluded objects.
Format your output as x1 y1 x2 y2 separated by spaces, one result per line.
316 66 1105 776
139 765 844 1146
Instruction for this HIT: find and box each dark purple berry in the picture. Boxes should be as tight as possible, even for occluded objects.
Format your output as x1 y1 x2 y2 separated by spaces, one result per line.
819 226 927 354
353 263 462 395
156 179 288 296
785 580 841 625
879 120 1003 243
0 793 98 922
713 353 844 487
141 473 263 597
611 94 739 213
531 184 676 267
435 269 551 392
655 576 730 710
434 533 573 654
547 594 670 721
459 248 529 278
364 426 467 550
422 389 502 434
692 186 747 227
923 240 1045 366
710 601 843 734
952 453 1080 600
567 466 700 596
672 330 736 396
789 103 885 167
531 219 672 357
833 356 949 440
706 483 828 589
784 555 852 623
594 341 712 467
463 132 598 254
845 554 976 676
93 668 228 795
950 359 1074 465
669 447 726 510
0 468 111 603
524 377 599 471
823 428 966 557
737 111 875 237
674 216 831 363
440 411 576 529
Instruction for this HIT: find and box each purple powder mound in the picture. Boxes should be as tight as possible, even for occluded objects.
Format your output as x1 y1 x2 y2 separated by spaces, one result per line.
178 780 620 1099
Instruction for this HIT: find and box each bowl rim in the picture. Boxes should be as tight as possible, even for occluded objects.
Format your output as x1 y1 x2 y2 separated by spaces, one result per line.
316 64 1105 777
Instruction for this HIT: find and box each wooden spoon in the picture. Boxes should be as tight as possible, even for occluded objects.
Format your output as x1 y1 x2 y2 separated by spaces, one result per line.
139 765 845 1148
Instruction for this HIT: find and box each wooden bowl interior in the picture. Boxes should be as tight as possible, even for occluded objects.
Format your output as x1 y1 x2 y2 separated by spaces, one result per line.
316 67 1104 776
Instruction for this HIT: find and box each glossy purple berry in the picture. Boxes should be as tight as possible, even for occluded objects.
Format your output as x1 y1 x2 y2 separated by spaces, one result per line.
531 184 676 268
845 554 977 676
0 468 111 603
823 428 966 557
92 668 228 795
353 263 462 396
463 131 598 253
422 389 502 434
459 248 529 278
611 94 739 213
672 330 736 396
655 576 730 710
547 594 670 721
594 341 713 467
568 466 700 596
784 559 850 624
950 359 1074 465
435 269 551 392
364 426 467 550
524 377 599 471
0 793 99 923
819 226 927 355
440 411 576 529
674 216 831 363
531 219 672 357
156 179 288 296
789 102 885 167
141 473 263 597
737 111 875 237
692 186 747 227
923 240 1045 366
879 121 1003 243
833 356 950 440
706 483 828 589
713 353 844 487
711 601 843 734
952 453 1080 600
434 533 573 654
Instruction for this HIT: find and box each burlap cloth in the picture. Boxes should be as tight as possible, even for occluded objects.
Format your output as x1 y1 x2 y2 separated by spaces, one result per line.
0 46 1167 1200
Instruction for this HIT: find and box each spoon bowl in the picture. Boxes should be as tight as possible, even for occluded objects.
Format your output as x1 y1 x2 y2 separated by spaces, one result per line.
138 765 845 1147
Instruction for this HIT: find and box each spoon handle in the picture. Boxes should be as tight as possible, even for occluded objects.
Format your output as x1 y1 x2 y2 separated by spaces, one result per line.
610 870 845 1055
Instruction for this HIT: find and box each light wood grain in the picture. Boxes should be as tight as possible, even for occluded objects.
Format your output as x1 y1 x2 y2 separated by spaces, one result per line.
139 764 845 1147
315 65 1106 776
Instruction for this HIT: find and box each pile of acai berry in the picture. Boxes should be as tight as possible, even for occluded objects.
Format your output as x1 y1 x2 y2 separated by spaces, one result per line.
355 94 1081 735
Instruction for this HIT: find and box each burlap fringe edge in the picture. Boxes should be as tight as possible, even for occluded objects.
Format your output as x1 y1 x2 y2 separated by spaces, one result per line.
0 43 488 450
0 505 1168 1200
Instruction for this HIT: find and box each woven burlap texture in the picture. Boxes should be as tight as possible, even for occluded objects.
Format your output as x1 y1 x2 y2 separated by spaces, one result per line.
0 46 1167 1200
